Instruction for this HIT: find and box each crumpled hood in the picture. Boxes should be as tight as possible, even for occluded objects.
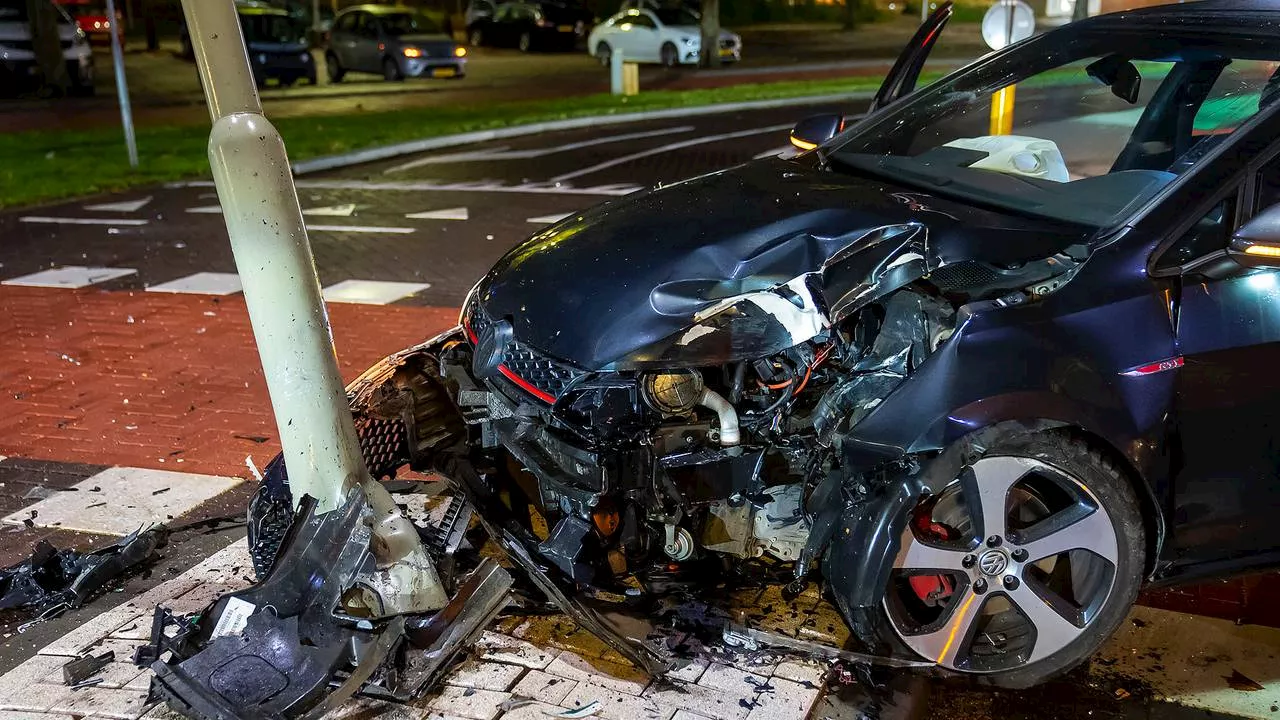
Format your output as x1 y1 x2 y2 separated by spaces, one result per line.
468 156 1088 371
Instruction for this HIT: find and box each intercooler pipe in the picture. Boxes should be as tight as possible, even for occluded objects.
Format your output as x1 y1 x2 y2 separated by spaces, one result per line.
698 388 741 446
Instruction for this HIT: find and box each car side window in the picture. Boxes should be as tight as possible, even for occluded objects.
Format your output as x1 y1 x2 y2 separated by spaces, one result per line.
631 13 656 29
1155 194 1239 271
334 12 354 33
1255 158 1280 215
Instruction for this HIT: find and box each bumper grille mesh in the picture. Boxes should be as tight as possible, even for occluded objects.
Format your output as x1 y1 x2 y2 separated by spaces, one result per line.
467 306 583 401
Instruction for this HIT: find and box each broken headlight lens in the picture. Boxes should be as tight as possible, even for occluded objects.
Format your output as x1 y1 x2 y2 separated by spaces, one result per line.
641 370 704 415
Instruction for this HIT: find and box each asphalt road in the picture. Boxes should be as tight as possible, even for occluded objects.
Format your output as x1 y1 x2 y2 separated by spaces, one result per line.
0 101 846 305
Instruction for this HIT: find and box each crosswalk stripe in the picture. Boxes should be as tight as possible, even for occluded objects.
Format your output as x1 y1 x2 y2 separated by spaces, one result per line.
305 224 415 234
146 272 244 296
526 212 574 224
321 279 431 305
302 203 357 217
3 266 137 289
20 216 149 226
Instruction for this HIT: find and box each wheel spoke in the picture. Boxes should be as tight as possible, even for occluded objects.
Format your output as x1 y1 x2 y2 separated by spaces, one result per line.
893 527 970 572
900 588 984 667
962 456 1033 541
1006 581 1087 664
1016 502 1118 565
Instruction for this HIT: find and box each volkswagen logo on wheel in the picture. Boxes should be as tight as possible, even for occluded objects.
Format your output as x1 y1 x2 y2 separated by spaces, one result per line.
978 550 1009 576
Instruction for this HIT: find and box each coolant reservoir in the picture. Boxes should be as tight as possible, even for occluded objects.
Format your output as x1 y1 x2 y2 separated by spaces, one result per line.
944 135 1071 183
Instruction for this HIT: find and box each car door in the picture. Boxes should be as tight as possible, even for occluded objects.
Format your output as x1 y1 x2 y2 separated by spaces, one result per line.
353 12 382 71
1149 86 1280 571
489 3 517 46
331 11 359 68
622 11 658 62
870 1 953 112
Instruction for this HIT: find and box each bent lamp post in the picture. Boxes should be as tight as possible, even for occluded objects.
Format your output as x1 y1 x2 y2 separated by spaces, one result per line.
178 0 445 611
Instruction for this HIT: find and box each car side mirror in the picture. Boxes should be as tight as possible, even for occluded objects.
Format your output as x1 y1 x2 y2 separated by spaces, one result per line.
1086 54 1141 104
790 114 844 152
1230 204 1280 269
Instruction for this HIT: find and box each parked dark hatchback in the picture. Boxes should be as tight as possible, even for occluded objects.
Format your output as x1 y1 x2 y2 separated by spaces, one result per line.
248 0 1280 693
467 0 592 52
240 4 315 87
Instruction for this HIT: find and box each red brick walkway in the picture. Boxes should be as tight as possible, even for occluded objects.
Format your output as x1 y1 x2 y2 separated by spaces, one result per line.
0 286 457 478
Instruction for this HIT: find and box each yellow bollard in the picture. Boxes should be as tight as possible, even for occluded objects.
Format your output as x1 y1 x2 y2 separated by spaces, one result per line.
990 85 1016 135
623 61 639 96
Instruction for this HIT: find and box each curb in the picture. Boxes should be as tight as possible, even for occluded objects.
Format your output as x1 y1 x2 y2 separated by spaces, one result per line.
291 90 874 175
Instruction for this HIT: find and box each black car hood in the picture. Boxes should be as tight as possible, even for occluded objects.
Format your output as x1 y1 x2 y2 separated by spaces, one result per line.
467 156 1090 372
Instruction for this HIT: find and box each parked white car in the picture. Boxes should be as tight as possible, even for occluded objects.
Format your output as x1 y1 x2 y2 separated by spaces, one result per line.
0 0 93 94
587 7 740 67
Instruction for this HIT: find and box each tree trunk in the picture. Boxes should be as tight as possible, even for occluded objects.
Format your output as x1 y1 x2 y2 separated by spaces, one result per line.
27 0 69 95
1072 0 1089 21
699 0 719 69
843 0 856 30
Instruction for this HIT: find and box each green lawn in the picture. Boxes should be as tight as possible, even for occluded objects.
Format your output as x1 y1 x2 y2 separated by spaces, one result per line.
0 75 896 210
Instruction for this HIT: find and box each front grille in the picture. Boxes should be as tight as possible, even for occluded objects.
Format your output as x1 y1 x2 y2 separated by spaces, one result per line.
355 416 408 479
467 305 584 402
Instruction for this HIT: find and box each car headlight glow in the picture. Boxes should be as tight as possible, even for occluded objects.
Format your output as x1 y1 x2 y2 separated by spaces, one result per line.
641 370 704 415
403 47 423 58
454 46 467 57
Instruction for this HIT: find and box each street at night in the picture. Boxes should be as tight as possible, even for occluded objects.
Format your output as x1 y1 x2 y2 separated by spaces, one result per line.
1 2 1279 720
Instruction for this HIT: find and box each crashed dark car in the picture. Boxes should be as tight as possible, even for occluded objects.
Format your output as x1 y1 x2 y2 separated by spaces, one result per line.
157 0 1280 710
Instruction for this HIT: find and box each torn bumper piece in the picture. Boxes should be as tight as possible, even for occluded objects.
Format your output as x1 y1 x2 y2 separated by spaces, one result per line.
143 492 512 720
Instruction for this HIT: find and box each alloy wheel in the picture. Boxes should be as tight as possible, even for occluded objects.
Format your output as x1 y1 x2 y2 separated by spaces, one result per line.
886 455 1119 673
596 42 611 66
519 32 532 52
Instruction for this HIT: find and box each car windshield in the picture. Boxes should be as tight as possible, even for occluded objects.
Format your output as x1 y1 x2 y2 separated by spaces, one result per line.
827 29 1280 228
655 7 698 26
240 12 305 43
379 11 441 36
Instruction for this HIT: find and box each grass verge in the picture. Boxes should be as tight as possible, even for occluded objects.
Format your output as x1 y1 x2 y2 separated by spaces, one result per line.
0 74 899 209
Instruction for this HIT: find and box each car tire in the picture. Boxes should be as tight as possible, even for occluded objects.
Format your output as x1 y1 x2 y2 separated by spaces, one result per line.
326 51 345 82
860 429 1146 689
469 27 484 46
660 41 678 68
595 41 611 66
518 31 532 52
383 56 403 81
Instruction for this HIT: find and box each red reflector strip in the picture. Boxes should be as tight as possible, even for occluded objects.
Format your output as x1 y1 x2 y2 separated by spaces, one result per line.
497 364 556 404
1120 356 1184 377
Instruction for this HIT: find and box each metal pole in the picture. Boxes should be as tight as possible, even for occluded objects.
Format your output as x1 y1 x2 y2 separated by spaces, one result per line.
180 0 446 612
920 0 927 23
610 47 623 95
104 0 137 167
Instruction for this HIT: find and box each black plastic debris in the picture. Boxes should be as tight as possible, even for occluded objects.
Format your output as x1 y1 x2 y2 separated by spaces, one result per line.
62 651 114 685
0 525 168 613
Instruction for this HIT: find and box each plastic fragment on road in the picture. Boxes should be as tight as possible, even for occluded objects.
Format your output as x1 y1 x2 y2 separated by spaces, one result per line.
0 525 168 614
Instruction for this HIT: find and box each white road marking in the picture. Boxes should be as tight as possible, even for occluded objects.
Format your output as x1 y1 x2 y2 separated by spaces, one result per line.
173 180 642 197
526 212 574 224
146 272 243 296
305 224 415 234
322 279 431 305
407 206 469 221
3 266 137 289
185 205 223 214
384 125 698 173
83 196 152 213
0 467 242 535
549 123 794 183
19 216 149 226
302 203 357 216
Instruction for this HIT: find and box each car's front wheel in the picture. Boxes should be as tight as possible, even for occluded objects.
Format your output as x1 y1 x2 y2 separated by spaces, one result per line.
469 27 484 46
869 431 1145 689
518 31 532 52
383 56 403 81
326 52 345 82
660 41 678 68
595 41 611 66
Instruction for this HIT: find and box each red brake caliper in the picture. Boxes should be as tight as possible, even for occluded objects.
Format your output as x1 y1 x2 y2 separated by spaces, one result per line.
908 502 957 607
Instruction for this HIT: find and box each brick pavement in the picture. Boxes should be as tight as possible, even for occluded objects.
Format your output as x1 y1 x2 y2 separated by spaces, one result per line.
0 285 457 478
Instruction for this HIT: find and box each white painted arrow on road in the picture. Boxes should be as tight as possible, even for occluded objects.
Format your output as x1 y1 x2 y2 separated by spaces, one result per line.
526 212 574 225
406 207 469 221
84 196 152 213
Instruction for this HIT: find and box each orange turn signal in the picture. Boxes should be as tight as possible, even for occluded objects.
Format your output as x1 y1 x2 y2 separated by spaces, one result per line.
1245 244 1280 258
789 135 818 151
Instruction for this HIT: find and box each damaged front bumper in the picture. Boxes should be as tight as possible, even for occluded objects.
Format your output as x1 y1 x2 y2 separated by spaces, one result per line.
142 489 512 719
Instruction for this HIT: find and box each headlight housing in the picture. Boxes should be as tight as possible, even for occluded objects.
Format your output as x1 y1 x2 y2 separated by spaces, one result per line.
403 47 423 58
681 35 698 45
641 370 704 415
